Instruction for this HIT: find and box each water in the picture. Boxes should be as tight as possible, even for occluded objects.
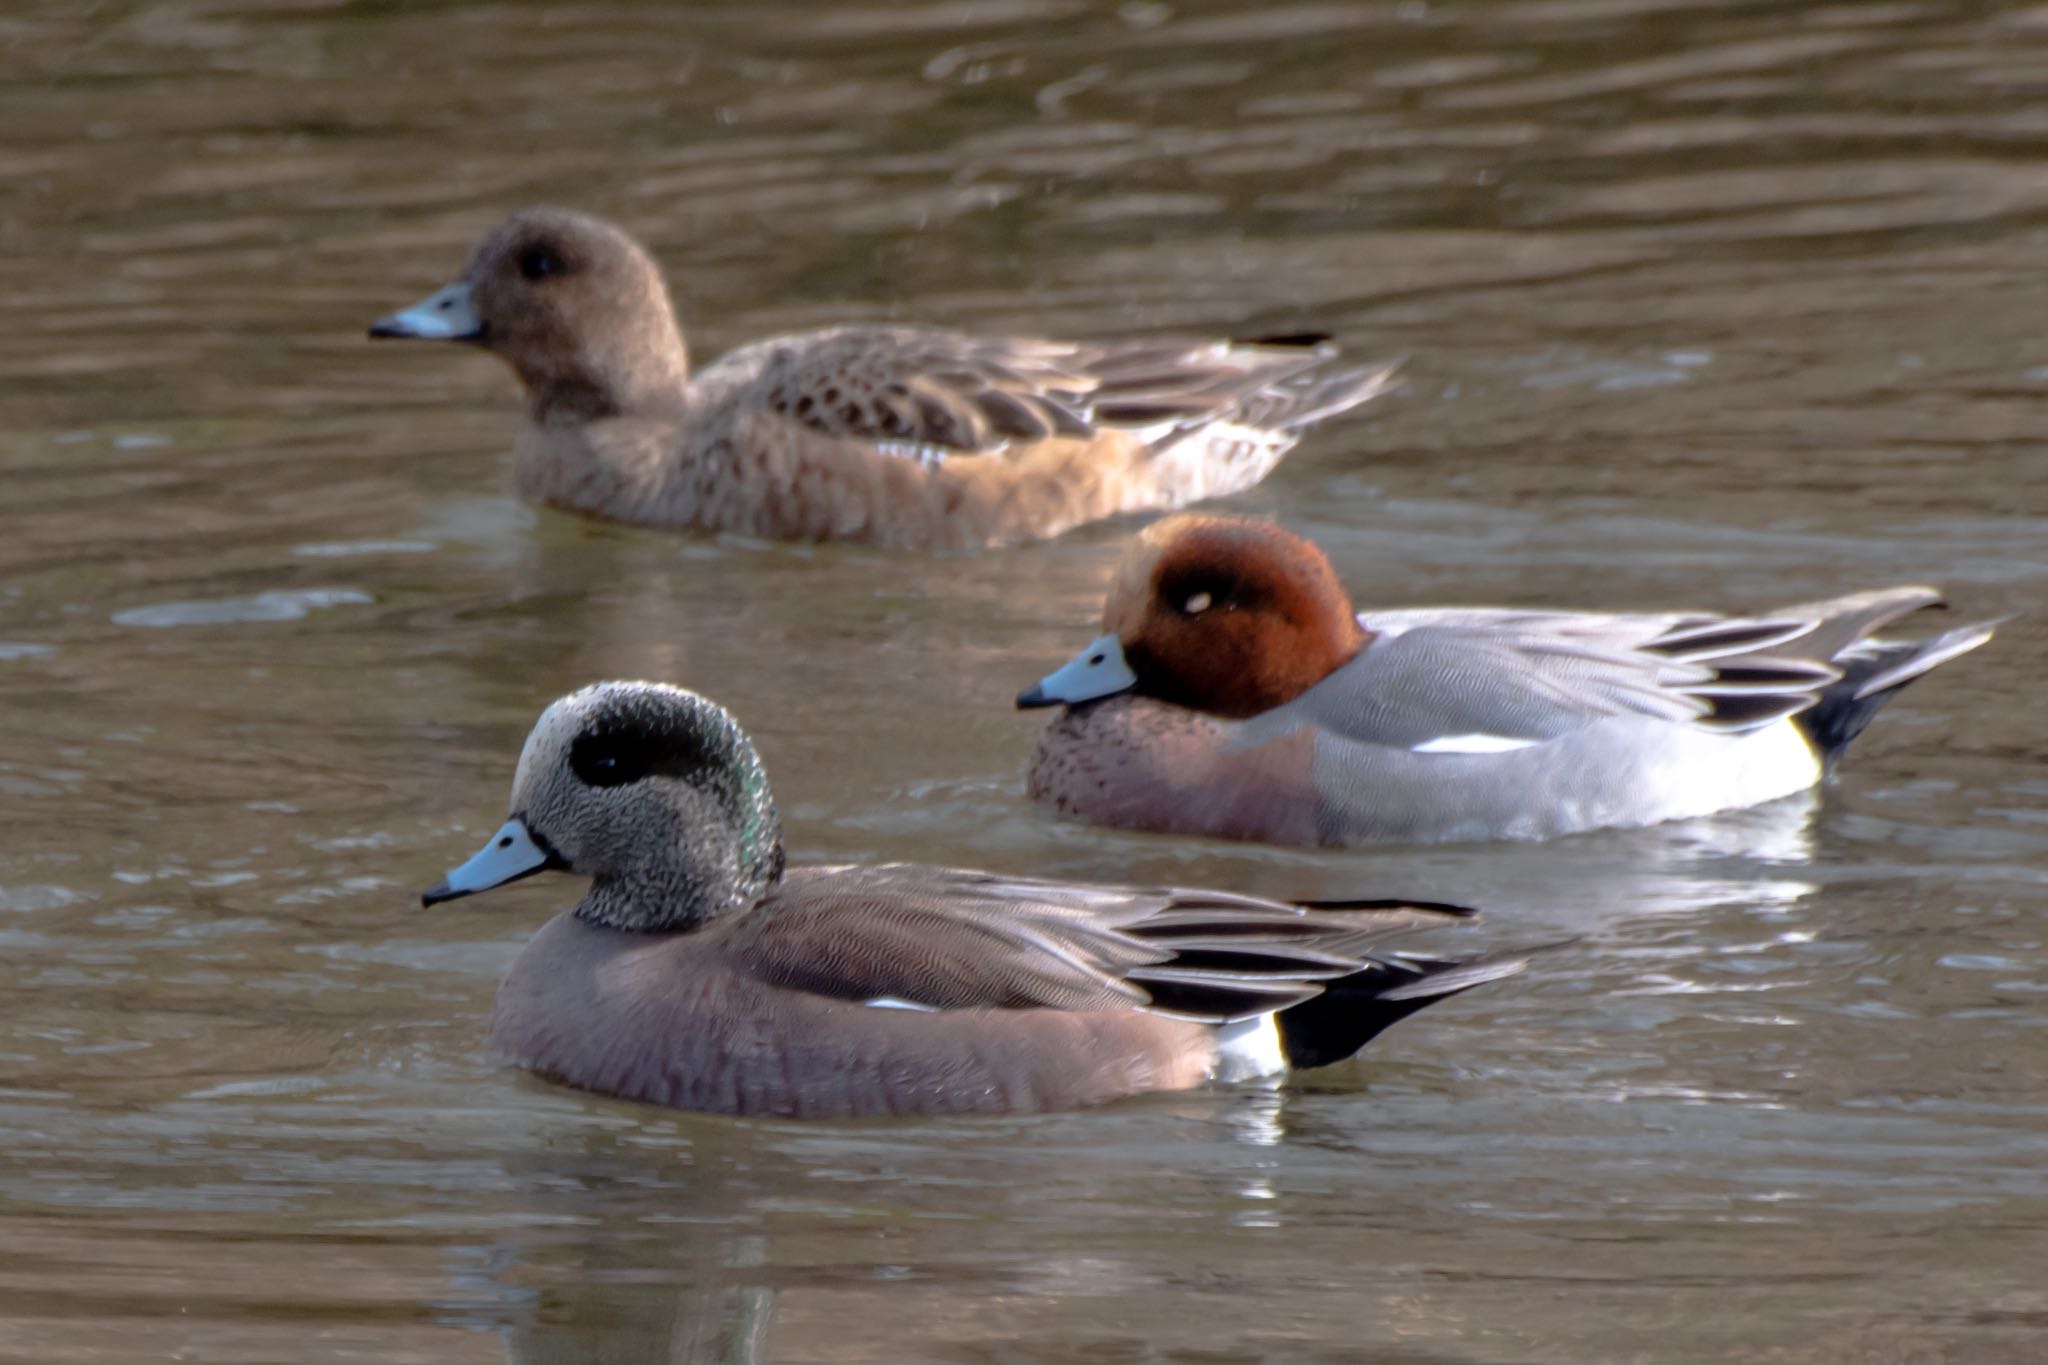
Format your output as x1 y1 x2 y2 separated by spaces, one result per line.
3 1 2046 1360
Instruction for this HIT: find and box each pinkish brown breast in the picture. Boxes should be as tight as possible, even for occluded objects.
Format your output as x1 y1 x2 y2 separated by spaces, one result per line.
487 912 1218 1118
1026 697 1324 847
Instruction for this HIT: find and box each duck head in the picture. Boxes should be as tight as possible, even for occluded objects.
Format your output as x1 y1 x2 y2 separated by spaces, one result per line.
1019 515 1368 720
370 207 690 422
424 681 785 932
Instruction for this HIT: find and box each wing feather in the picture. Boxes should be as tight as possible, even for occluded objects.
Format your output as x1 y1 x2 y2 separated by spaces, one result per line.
1290 599 1927 748
744 326 1377 464
723 864 1471 1020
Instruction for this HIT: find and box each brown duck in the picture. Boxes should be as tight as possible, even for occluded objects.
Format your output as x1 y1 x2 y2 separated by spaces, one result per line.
371 207 1398 550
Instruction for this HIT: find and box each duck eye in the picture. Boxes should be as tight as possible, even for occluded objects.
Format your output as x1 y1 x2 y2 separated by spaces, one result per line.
518 244 565 281
570 731 654 788
1183 591 1213 615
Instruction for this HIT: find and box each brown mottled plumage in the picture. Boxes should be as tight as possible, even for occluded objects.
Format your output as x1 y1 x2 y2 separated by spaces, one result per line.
422 681 1530 1119
371 207 1399 550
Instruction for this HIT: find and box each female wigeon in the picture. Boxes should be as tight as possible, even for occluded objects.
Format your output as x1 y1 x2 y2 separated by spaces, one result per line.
1018 515 1996 846
370 208 1398 551
422 681 1531 1119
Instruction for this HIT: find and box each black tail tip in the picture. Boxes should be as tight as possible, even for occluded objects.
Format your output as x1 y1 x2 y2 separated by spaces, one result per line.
1238 331 1334 349
1275 949 1542 1072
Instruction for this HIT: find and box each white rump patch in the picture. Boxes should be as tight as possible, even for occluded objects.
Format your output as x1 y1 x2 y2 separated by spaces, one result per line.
1212 1014 1286 1082
1411 733 1542 755
863 996 940 1012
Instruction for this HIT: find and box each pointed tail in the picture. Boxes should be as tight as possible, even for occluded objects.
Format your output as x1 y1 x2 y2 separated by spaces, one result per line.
1793 618 1998 768
1243 357 1403 432
1274 948 1535 1071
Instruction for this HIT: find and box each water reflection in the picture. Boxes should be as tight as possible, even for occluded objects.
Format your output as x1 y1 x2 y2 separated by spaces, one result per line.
460 1087 1444 1364
4 0 2047 1359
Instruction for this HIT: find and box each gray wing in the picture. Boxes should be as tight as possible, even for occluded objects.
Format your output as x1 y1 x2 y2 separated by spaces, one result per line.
725 863 1471 1021
732 326 1352 462
1255 607 1848 751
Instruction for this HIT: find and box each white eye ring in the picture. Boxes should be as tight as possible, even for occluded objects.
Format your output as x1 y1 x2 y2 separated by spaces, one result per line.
1183 591 1212 615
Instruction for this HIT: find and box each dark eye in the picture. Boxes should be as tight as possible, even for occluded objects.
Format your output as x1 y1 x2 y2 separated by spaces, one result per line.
518 244 565 281
570 730 653 787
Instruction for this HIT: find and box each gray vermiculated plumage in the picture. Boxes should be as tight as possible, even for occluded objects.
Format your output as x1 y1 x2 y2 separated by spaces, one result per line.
1213 590 1994 843
724 864 1477 1022
1023 512 1997 848
1263 589 1991 751
455 681 1522 1117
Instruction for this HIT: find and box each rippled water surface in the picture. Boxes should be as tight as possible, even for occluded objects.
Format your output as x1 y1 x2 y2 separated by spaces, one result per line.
4 1 2047 1360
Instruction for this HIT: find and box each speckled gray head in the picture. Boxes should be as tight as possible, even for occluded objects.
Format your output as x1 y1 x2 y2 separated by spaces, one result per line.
423 681 785 932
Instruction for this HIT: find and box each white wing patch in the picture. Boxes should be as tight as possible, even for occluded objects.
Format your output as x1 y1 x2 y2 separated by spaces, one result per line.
864 996 941 1012
1411 733 1544 755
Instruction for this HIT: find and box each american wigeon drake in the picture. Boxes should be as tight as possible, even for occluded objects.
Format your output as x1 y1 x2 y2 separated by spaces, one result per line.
421 680 1531 1119
369 208 1397 551
1018 515 1996 846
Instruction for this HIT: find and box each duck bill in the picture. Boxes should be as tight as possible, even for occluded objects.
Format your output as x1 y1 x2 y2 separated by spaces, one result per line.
1017 633 1138 708
422 818 563 907
369 281 484 341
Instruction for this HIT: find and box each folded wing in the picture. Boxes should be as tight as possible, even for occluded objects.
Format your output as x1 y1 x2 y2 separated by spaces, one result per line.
1281 587 1980 751
744 327 1382 464
726 863 1475 1021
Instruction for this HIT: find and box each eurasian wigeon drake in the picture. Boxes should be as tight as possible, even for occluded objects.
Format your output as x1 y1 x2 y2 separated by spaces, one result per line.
421 681 1532 1119
1018 515 1996 846
370 208 1399 551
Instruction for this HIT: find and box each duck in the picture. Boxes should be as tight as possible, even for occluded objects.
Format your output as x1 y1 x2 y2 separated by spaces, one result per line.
420 680 1531 1119
369 207 1399 551
1017 515 1996 846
